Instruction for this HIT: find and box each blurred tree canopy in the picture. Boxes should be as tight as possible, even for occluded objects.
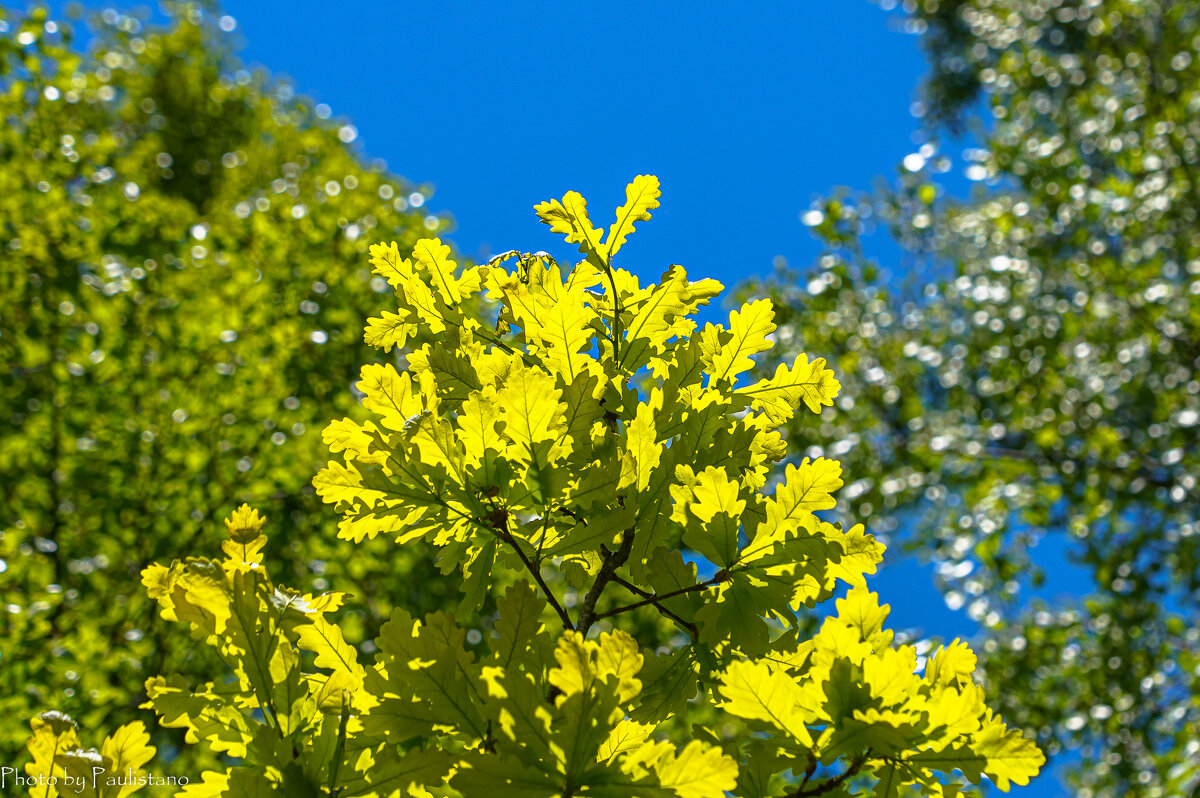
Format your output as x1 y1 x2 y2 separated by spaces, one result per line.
0 2 455 762
740 1 1200 795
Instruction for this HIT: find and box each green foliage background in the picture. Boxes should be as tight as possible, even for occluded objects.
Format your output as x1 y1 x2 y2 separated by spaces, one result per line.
0 2 454 762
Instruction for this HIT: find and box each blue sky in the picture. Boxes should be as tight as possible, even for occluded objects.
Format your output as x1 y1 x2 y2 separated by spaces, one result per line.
221 1 930 285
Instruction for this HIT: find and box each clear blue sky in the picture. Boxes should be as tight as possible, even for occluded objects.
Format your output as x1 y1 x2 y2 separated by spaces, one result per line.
221 1 929 285
129 2 1076 792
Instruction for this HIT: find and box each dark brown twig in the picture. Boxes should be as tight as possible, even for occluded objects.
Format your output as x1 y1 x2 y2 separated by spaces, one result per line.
609 574 699 638
575 529 635 636
496 528 573 630
594 571 729 623
786 754 869 798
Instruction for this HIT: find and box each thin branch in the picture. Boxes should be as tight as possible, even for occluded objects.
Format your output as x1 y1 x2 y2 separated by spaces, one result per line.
445 492 575 630
786 754 869 798
594 571 729 622
796 756 815 794
610 575 699 638
575 529 636 636
535 511 552 561
498 528 573 630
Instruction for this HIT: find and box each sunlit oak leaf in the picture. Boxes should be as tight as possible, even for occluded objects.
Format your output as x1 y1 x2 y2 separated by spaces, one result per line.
495 361 567 460
557 365 606 451
621 265 722 372
141 675 254 757
925 639 978 689
223 504 265 542
411 238 462 305
363 309 417 352
141 564 178 620
99 721 157 798
321 418 388 465
334 506 425 544
295 615 365 692
220 534 266 568
535 190 606 262
811 616 875 672
408 343 484 407
456 387 509 476
369 241 416 289
219 504 267 565
969 712 1046 790
717 659 815 747
761 458 845 547
649 739 739 798
597 719 656 764
737 352 840 422
907 711 1045 791
925 682 986 744
680 466 745 567
862 645 922 708
774 457 844 519
533 287 595 381
403 413 467 481
312 460 378 509
604 174 661 260
821 522 885 589
707 298 777 386
833 585 893 650
356 362 424 431
619 401 663 493
549 630 643 705
168 560 235 637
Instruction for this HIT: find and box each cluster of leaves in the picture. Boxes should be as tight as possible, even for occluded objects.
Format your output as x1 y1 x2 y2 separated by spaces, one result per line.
0 2 452 763
299 177 1037 796
740 0 1200 794
15 178 1044 797
138 507 743 797
18 711 158 798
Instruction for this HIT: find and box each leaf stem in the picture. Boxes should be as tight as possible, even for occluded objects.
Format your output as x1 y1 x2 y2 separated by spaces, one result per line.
599 264 623 367
326 693 350 796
